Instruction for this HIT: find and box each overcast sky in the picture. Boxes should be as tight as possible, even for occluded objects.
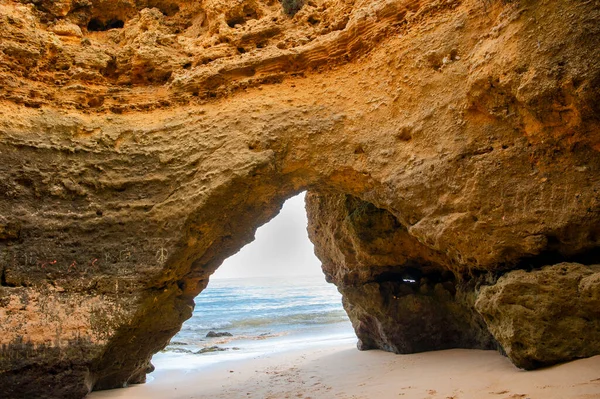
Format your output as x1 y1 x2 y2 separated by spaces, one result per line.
211 192 324 279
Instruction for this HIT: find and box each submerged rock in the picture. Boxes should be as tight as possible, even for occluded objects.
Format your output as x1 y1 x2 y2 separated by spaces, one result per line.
168 341 189 346
196 346 227 354
206 331 233 338
163 347 194 354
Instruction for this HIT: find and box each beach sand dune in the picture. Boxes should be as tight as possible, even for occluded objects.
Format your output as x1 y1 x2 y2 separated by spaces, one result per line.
89 344 600 399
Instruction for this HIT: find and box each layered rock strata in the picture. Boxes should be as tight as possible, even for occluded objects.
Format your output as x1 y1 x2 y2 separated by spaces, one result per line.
0 0 599 397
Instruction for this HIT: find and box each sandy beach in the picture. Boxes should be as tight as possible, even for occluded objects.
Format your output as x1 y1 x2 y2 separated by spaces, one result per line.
89 343 600 399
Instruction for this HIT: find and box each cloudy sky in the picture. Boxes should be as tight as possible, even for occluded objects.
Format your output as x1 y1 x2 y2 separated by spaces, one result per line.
211 192 324 279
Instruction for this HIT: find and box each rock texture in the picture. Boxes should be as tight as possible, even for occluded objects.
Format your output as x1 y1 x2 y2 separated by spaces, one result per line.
475 263 600 370
306 193 499 354
0 0 599 397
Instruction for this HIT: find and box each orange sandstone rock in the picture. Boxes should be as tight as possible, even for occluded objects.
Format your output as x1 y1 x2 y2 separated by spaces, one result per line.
0 0 599 397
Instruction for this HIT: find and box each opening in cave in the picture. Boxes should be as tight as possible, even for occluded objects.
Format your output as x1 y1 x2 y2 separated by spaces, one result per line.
87 18 125 32
151 192 354 373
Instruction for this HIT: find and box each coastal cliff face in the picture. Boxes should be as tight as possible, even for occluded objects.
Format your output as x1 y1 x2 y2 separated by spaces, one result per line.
0 0 599 397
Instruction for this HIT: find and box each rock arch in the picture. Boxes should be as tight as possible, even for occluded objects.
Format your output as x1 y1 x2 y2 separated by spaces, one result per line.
1 0 600 397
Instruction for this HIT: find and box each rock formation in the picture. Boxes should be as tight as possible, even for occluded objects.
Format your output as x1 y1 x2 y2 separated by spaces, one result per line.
475 262 600 370
0 0 599 397
306 193 500 354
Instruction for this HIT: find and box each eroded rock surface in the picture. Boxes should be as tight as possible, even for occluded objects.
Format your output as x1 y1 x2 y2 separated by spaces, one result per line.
475 263 600 370
306 193 499 353
0 0 599 397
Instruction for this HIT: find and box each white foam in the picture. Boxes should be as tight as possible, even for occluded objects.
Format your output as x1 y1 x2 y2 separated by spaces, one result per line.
152 323 356 373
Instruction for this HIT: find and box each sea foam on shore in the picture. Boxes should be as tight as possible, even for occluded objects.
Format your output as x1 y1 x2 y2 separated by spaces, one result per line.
154 275 355 371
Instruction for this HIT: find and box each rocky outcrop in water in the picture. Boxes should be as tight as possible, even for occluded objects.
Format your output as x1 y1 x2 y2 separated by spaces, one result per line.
1 0 599 397
206 331 233 338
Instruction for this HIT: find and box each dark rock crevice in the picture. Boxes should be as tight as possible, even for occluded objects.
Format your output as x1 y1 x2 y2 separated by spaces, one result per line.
87 18 125 32
501 244 600 275
0 266 12 287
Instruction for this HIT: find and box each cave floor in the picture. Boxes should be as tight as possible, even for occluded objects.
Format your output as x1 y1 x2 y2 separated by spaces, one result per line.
88 342 600 399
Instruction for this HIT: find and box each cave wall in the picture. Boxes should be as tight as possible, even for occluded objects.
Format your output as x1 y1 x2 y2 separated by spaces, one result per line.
305 193 499 354
305 193 600 370
0 0 599 397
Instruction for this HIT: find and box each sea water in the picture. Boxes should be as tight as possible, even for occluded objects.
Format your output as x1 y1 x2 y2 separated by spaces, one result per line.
152 275 356 371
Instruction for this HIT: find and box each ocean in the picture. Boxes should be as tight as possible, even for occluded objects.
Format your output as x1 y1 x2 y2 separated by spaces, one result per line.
153 275 356 371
